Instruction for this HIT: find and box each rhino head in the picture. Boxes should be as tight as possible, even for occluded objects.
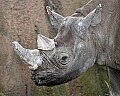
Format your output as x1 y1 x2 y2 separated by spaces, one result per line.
12 4 102 86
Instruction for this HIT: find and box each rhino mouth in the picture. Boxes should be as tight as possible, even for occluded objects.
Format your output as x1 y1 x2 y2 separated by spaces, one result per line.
31 72 57 86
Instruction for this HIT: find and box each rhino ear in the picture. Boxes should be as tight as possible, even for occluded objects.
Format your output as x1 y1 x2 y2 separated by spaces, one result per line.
46 6 64 28
81 4 102 28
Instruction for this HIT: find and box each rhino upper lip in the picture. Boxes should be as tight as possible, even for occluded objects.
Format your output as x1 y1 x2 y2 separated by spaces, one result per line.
32 76 48 85
31 70 57 86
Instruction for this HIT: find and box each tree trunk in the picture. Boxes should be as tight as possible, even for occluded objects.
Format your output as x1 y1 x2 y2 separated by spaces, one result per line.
0 0 109 96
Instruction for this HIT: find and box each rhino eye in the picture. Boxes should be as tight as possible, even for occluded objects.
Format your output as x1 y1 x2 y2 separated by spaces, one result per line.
61 56 67 61
58 53 71 65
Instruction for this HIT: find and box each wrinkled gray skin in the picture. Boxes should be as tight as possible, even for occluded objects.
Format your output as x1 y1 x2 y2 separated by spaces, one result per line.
12 5 102 86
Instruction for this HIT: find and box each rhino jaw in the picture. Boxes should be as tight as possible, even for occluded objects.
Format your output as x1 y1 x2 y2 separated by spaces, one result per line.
12 41 42 70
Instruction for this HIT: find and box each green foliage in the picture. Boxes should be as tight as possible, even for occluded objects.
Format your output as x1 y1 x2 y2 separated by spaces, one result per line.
0 92 6 96
75 64 109 96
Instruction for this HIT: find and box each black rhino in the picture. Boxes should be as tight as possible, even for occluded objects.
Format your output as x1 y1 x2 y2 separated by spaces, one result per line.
12 0 120 95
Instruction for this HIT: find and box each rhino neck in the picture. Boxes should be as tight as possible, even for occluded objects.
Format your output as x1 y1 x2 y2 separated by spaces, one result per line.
94 14 120 69
93 26 109 66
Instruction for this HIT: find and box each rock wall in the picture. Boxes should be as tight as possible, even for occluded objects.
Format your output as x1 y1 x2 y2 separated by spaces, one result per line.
0 0 109 96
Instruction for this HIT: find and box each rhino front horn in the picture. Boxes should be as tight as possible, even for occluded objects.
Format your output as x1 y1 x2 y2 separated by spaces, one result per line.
12 41 42 70
37 34 55 50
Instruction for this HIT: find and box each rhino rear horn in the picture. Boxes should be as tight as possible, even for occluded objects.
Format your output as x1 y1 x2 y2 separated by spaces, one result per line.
12 41 42 70
37 34 55 50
